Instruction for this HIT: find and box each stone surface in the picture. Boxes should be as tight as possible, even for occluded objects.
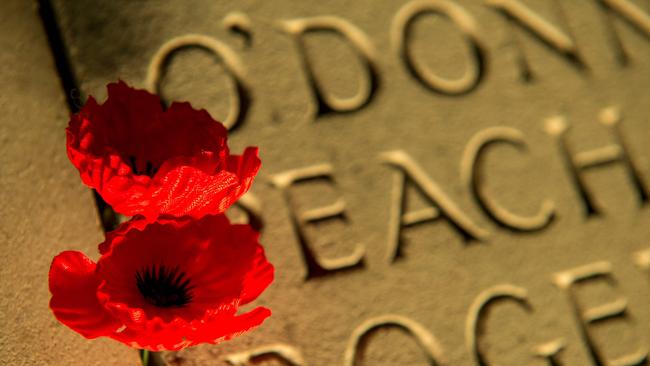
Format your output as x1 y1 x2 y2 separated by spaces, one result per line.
41 0 650 364
0 1 141 365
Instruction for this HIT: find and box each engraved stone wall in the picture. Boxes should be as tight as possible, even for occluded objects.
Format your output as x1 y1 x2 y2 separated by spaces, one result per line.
0 1 140 364
2 0 649 365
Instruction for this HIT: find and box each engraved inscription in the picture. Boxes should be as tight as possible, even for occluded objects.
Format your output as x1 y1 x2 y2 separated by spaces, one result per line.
595 0 650 65
50 1 650 365
146 34 251 131
553 261 649 365
223 12 254 47
270 164 365 279
222 247 647 365
465 284 532 366
381 150 489 262
545 107 649 217
486 0 585 81
227 192 265 233
635 249 650 280
532 339 567 366
344 314 446 366
391 0 487 95
225 344 305 366
461 126 555 231
280 16 380 117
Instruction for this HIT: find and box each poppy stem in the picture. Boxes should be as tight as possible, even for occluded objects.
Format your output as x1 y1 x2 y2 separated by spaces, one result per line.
140 349 149 366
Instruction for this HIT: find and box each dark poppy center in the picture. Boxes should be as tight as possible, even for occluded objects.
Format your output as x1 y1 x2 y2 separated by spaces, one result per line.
128 155 159 177
135 265 193 308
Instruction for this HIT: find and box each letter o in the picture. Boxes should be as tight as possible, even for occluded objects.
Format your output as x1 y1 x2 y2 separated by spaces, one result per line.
146 34 251 131
391 0 488 95
344 314 446 366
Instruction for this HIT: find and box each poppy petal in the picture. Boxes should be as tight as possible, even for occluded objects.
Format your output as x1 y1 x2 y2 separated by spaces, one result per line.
149 164 239 219
50 212 273 351
65 82 259 219
193 306 272 346
98 215 150 255
49 251 120 338
240 245 275 305
223 147 261 209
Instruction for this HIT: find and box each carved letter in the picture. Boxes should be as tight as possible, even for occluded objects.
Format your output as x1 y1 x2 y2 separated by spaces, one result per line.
554 261 649 365
594 0 650 65
344 315 446 366
270 164 365 279
382 150 489 262
545 107 649 216
466 284 532 366
280 16 380 117
228 192 265 233
533 339 566 366
461 127 555 231
223 12 253 47
146 34 251 131
635 249 650 281
485 0 585 81
391 0 488 95
225 344 305 366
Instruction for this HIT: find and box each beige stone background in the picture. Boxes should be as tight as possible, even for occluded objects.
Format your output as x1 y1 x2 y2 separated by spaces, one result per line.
2 0 650 365
0 1 141 365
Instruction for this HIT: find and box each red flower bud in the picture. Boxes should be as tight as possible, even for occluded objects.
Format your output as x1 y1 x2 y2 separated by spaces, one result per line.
66 81 260 219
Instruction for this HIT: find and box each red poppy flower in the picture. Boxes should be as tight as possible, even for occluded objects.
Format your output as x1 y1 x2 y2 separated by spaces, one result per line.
66 81 260 219
49 214 274 351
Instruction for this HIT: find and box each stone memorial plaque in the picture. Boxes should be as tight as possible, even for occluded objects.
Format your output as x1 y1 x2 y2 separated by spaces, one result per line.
43 0 650 364
0 1 141 364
